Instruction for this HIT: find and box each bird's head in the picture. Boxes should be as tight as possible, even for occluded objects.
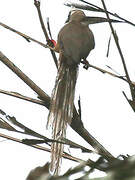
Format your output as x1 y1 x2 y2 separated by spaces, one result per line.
65 10 86 23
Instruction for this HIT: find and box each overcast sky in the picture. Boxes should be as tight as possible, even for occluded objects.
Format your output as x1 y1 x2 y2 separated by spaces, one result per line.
0 0 135 179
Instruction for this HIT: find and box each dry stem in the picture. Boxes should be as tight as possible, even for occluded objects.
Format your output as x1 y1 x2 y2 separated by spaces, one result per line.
0 132 82 163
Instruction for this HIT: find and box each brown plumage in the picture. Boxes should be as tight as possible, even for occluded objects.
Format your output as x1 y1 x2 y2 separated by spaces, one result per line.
47 10 95 175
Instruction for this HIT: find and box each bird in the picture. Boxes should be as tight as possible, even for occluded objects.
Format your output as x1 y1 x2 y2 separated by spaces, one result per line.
47 9 95 175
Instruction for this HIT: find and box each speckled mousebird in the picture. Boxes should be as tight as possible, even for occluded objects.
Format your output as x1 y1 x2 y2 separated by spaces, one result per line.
46 9 95 175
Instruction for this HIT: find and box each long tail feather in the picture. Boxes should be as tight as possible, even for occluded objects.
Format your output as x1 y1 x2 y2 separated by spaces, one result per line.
47 59 78 175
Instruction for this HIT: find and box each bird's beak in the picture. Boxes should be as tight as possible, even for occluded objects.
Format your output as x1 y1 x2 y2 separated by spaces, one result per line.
81 16 123 25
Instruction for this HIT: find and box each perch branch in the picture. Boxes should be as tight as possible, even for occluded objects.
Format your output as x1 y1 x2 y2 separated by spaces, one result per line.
81 62 135 86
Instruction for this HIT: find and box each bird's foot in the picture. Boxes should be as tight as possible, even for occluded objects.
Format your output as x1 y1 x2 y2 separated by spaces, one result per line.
81 59 89 70
45 44 55 51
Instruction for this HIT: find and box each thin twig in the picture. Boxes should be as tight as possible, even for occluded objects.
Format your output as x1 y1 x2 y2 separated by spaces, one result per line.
106 34 111 57
0 21 58 67
34 0 58 68
34 1 49 40
101 0 135 101
82 62 135 86
0 132 109 172
0 108 96 155
47 17 53 39
0 132 82 163
0 22 47 48
78 96 82 120
122 91 135 112
0 89 45 106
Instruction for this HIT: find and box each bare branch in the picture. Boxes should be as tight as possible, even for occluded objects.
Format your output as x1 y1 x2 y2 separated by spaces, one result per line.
34 0 49 40
0 112 92 162
34 0 58 68
0 132 83 163
100 0 135 101
0 131 109 172
0 108 97 157
0 22 47 48
0 89 45 106
81 61 135 86
47 17 53 39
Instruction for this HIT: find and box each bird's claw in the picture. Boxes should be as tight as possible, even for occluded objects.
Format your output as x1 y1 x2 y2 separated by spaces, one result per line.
81 59 89 70
83 64 89 70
